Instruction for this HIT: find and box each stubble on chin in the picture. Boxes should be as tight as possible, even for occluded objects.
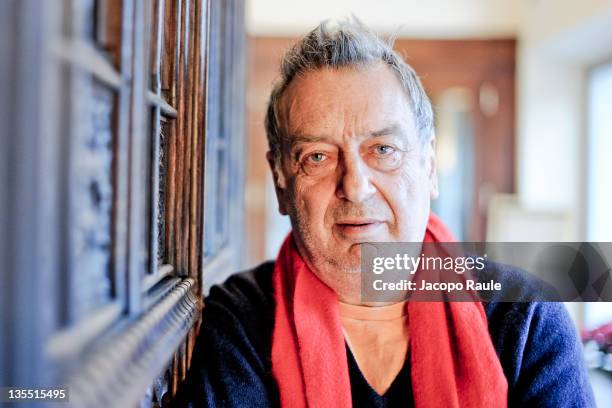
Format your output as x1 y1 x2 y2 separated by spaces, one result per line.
290 209 359 269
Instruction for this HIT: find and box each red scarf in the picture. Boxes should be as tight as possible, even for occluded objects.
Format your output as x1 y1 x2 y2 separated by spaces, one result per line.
271 213 508 407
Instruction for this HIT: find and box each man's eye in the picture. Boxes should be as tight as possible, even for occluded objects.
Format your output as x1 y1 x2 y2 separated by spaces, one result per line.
308 152 327 163
299 151 334 176
374 145 395 155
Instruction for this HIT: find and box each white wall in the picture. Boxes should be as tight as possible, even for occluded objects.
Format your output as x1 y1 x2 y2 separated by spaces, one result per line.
516 56 582 212
516 0 612 239
586 62 612 241
520 0 612 51
515 1 612 331
247 0 519 38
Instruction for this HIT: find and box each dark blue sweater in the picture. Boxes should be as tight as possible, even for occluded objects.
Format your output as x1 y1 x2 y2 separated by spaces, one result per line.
176 261 595 407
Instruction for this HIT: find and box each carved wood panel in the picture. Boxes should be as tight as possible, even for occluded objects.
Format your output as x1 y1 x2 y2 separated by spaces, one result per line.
1 0 246 406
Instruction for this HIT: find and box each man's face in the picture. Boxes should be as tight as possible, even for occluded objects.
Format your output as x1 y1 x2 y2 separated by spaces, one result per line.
269 63 437 303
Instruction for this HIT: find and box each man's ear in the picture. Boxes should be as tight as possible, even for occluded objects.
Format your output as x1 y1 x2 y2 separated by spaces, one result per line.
427 135 439 200
266 151 289 215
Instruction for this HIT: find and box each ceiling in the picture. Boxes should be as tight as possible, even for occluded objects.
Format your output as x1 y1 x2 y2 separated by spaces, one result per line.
246 0 521 38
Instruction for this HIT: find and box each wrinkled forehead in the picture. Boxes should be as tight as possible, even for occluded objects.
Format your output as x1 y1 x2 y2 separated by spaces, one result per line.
277 64 417 145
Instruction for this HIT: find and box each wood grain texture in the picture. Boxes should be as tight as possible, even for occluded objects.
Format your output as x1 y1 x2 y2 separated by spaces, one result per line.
3 0 245 406
164 0 179 269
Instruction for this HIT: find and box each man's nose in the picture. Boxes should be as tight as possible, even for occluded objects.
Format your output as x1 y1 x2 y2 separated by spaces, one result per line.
336 154 376 203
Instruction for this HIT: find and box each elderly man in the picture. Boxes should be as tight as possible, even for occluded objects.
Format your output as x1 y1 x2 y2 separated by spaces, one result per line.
178 20 594 407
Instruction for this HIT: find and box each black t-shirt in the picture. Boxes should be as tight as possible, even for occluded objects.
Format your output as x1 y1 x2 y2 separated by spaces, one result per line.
347 343 413 407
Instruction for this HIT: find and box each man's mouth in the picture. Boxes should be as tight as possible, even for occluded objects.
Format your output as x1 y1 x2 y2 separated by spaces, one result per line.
335 219 384 237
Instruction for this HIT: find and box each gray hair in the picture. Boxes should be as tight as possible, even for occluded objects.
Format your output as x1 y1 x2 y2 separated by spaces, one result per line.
265 18 434 166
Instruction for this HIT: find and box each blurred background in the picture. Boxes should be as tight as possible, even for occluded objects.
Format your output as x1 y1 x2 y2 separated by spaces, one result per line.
242 0 612 404
1 0 610 406
244 0 612 272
